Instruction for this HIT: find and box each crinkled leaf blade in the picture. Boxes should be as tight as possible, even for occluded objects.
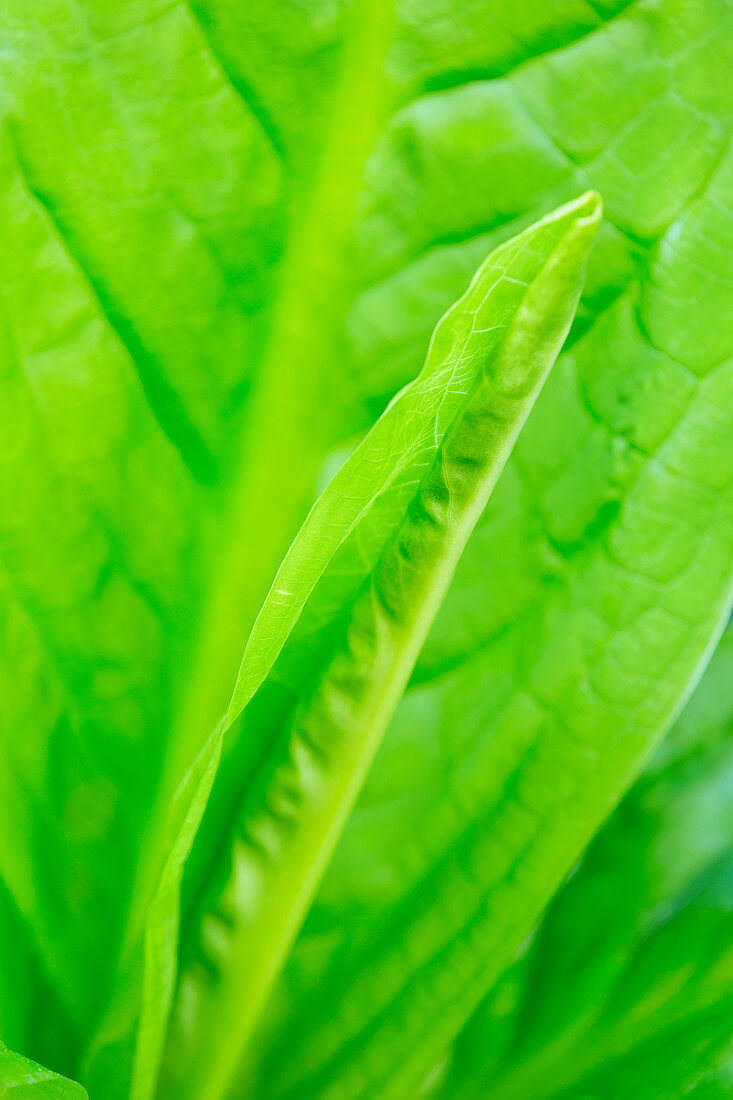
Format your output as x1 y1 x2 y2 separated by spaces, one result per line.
161 192 602 1100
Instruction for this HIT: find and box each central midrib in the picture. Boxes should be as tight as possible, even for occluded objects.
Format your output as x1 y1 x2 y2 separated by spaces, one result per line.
153 3 402 1096
169 0 400 784
120 0 401 1078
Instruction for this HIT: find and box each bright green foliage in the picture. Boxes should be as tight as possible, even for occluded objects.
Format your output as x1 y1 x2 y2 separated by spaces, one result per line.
0 0 731 1097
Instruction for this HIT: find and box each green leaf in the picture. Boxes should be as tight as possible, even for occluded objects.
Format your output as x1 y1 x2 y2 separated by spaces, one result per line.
0 113 211 1068
0 0 730 1096
160 191 601 1100
0 1042 87 1098
0 8 400 1078
440 629 733 1099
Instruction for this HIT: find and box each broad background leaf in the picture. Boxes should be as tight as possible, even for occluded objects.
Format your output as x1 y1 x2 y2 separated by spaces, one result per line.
440 629 733 1099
